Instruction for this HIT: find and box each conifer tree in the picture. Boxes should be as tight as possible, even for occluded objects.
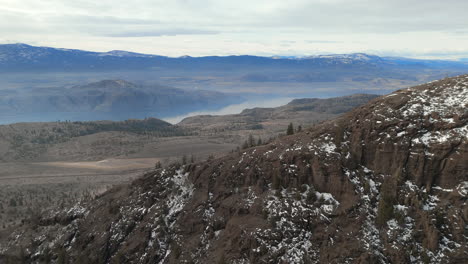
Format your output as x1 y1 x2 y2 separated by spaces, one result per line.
287 123 294 135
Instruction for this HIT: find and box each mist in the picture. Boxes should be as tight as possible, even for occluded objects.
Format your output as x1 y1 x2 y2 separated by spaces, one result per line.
164 97 294 124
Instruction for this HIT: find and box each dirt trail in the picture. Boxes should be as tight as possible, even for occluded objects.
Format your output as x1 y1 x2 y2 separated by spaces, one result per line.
36 158 160 171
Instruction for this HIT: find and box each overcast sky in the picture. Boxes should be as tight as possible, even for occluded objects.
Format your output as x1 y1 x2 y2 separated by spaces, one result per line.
1 0 468 59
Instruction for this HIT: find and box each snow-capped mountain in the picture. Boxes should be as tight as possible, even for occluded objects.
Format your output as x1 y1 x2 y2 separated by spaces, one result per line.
1 75 466 263
1 43 467 72
300 53 385 64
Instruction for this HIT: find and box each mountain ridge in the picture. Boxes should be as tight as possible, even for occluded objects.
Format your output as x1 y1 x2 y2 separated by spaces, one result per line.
1 43 467 72
3 43 467 63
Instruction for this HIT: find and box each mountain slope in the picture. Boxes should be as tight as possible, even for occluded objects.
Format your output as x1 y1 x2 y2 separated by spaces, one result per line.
1 76 467 263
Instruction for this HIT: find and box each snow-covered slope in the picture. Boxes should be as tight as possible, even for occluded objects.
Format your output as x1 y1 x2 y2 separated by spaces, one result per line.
301 53 385 65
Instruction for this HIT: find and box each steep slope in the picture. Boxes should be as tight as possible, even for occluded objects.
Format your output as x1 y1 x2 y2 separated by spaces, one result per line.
1 76 467 263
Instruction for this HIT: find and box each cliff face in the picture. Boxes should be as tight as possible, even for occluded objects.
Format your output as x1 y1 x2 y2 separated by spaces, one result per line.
1 76 467 264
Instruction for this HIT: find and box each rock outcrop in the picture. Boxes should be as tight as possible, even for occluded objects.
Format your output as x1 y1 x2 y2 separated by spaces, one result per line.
1 75 467 263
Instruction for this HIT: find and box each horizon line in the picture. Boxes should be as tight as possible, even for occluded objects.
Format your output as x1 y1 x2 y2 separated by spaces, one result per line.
2 42 467 62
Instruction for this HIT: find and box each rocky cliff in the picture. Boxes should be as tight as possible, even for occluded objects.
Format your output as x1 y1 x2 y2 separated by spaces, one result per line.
1 75 467 263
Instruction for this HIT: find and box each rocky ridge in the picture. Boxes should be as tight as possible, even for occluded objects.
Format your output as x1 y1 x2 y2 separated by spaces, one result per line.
0 75 467 263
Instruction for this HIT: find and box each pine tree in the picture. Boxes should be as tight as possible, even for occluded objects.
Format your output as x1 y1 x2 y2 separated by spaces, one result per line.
242 140 249 149
248 134 255 147
154 161 162 169
376 178 396 226
287 123 294 135
272 170 281 190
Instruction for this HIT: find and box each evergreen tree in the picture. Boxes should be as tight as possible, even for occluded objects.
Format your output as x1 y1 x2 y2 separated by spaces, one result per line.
286 123 294 135
248 134 255 147
376 178 396 226
154 161 162 169
272 170 281 190
242 140 249 149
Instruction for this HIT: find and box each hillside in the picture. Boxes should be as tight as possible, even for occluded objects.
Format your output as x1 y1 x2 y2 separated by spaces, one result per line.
1 76 467 263
179 94 379 134
0 118 187 162
0 94 378 162
0 79 242 124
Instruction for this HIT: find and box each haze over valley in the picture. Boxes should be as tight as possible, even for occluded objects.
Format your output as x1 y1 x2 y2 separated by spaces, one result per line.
2 44 468 124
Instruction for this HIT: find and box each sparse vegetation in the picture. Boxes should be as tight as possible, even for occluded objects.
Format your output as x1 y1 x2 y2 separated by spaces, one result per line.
0 183 110 231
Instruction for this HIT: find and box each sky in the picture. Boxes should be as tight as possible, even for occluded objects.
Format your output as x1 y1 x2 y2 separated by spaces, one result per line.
1 0 468 59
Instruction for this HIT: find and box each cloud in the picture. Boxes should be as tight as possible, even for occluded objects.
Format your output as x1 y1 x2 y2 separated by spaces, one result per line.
106 29 219 37
46 14 161 25
306 40 342 44
1 0 468 58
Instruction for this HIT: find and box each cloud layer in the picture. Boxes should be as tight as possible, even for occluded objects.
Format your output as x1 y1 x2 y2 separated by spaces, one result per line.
1 0 468 59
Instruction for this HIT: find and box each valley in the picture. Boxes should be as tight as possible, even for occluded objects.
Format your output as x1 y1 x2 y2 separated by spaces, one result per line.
2 44 468 125
0 94 378 232
2 1 468 263
0 75 466 263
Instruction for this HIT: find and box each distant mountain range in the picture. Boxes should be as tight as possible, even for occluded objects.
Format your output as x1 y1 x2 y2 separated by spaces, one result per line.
1 43 467 72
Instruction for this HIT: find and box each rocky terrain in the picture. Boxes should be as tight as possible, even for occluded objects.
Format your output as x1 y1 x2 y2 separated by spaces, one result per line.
1 75 467 263
0 94 378 234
